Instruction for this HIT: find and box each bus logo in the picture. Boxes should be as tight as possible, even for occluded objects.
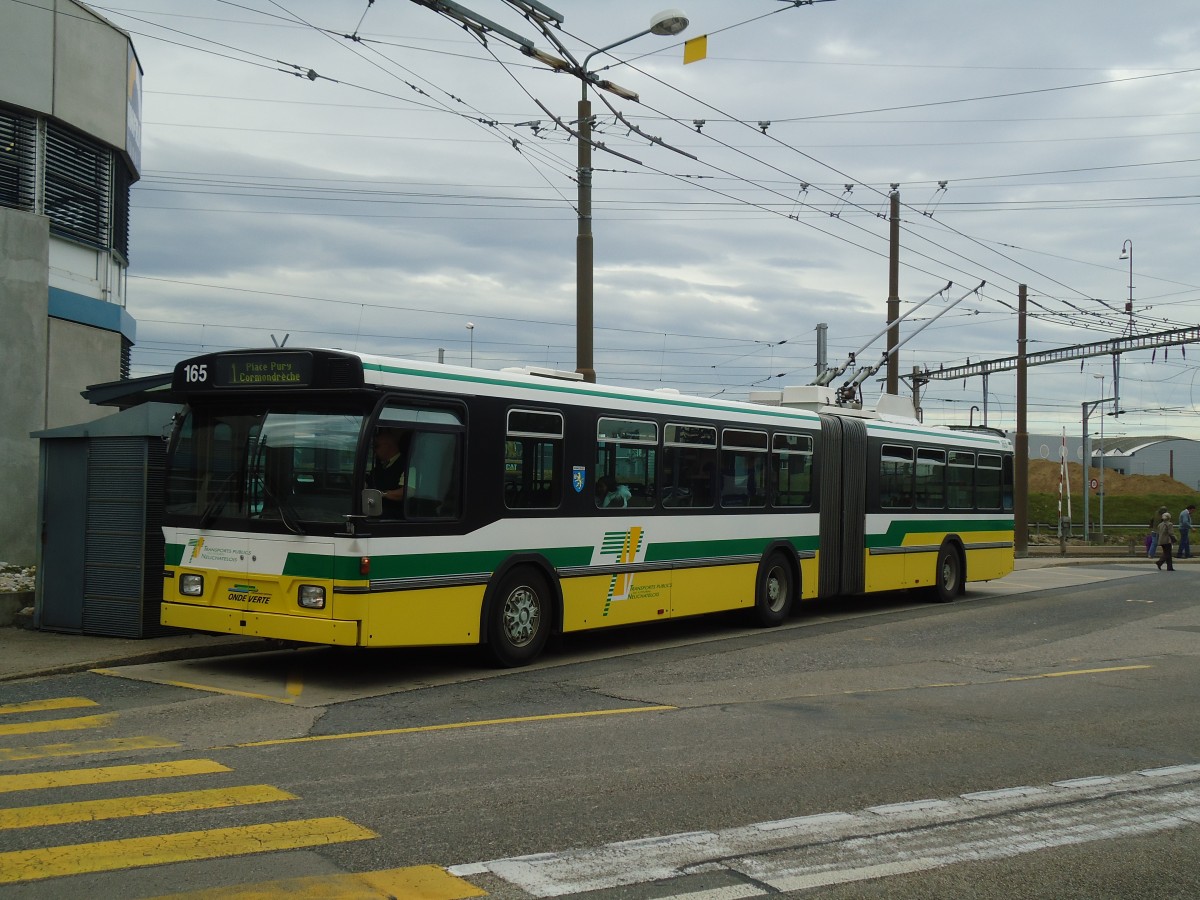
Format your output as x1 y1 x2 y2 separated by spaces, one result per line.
601 527 644 614
572 466 586 493
187 537 205 560
229 584 270 605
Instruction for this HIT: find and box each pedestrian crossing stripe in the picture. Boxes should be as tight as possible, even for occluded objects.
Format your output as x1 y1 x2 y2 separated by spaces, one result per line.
0 736 180 762
0 817 377 884
0 784 296 830
152 865 487 899
0 759 231 794
0 713 115 737
0 697 99 716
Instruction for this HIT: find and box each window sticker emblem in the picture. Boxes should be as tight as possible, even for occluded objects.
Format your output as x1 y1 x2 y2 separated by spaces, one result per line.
572 466 586 494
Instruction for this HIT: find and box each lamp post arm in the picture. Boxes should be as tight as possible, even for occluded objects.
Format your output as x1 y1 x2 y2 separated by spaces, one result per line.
582 27 654 90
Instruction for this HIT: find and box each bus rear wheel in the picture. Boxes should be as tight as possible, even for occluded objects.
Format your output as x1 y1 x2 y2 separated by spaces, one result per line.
487 568 551 667
753 551 795 627
931 544 963 603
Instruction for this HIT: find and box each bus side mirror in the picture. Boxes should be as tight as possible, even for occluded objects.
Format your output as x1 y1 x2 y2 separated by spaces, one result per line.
362 489 383 517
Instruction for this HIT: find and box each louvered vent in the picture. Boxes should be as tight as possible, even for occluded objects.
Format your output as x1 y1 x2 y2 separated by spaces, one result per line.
113 161 132 261
0 107 36 212
45 121 111 247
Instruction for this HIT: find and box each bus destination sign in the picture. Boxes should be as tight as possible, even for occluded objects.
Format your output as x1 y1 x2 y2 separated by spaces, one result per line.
213 352 314 388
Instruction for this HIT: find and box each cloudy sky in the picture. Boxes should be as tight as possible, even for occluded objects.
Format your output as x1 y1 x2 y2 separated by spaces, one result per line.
94 0 1200 442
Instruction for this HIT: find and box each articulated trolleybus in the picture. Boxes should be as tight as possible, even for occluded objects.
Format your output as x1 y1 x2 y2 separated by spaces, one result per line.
161 348 1014 666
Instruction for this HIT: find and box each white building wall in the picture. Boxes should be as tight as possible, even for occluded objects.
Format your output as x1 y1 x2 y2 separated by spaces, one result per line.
0 208 51 565
0 1 140 565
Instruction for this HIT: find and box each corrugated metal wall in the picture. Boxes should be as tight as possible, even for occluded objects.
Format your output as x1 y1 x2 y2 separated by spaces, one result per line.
81 438 169 637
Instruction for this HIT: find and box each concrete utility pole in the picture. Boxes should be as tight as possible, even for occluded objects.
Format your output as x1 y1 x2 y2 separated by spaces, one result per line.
576 96 594 382
886 189 900 394
1014 285 1028 557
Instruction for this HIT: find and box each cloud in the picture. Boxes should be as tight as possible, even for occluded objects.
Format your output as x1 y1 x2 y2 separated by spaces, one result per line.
100 0 1200 436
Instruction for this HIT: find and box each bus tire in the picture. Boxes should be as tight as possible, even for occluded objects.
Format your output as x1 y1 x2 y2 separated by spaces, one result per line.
753 551 794 627
486 567 551 667
932 543 963 603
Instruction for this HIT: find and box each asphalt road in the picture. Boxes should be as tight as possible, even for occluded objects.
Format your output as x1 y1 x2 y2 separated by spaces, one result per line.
0 563 1197 899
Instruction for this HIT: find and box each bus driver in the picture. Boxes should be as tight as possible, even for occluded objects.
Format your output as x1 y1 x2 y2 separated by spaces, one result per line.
370 428 407 516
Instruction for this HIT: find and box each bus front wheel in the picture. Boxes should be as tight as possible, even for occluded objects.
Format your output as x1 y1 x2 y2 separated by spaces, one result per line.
932 544 963 603
753 551 795 627
487 568 551 667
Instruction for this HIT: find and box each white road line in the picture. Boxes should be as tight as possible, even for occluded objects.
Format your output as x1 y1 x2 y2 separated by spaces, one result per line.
655 886 765 900
453 765 1200 897
743 788 1200 892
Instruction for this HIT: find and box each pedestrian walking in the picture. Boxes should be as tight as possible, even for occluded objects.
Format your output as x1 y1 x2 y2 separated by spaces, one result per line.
1179 503 1195 559
1148 505 1168 558
1156 512 1176 571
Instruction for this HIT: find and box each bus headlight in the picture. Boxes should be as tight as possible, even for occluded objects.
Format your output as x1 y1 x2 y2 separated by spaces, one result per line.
180 574 204 596
298 585 326 609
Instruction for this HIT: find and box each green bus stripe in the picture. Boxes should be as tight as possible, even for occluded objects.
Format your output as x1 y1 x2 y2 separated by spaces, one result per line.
866 517 1013 548
645 535 816 563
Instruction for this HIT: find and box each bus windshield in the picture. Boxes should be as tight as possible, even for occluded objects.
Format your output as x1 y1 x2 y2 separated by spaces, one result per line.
166 406 364 527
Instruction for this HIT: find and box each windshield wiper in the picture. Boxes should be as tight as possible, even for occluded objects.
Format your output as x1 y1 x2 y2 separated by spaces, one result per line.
198 471 238 529
259 480 305 535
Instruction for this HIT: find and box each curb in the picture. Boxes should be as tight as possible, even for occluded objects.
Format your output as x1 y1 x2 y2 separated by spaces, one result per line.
0 637 270 683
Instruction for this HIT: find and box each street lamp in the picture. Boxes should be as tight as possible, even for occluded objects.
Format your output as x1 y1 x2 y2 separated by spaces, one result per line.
575 9 688 383
466 322 475 367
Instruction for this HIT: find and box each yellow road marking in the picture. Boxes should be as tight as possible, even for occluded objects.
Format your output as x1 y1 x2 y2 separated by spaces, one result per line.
232 705 677 748
795 664 1153 698
0 713 115 737
91 669 298 705
0 785 296 830
0 759 230 794
153 865 486 899
0 817 377 884
1002 665 1153 681
286 669 304 699
0 736 179 762
0 698 98 716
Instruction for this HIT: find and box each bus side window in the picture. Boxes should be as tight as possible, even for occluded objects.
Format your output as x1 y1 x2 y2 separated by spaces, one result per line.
721 429 768 508
405 432 460 518
662 423 717 509
915 448 946 509
977 453 1003 510
505 409 564 510
374 404 465 520
596 417 657 509
947 451 974 509
772 433 813 507
880 444 914 508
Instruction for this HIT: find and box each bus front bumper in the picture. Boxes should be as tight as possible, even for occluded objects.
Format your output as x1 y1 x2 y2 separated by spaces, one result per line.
161 601 361 646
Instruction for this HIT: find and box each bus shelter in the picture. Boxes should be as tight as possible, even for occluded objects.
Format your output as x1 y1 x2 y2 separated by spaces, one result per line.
33 402 179 637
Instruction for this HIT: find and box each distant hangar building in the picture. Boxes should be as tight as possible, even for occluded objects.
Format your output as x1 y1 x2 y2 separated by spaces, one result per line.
1025 433 1200 490
0 0 141 564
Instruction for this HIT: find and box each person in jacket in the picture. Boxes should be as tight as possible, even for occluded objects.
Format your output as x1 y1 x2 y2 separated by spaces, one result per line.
1148 505 1169 558
1156 511 1176 571
1179 503 1195 559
